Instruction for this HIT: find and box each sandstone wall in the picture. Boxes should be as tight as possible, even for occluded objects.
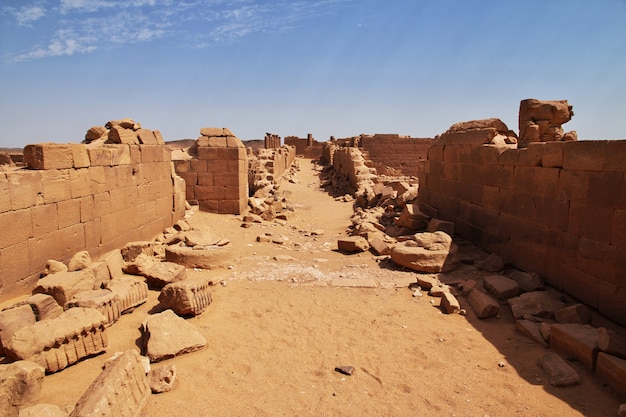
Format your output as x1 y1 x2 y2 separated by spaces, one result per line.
359 135 434 177
419 140 626 325
173 128 248 215
249 146 297 194
0 143 185 301
332 147 377 192
284 136 324 159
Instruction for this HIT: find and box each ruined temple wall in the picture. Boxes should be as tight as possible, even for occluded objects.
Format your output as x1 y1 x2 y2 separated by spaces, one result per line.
284 137 324 159
332 147 376 191
0 143 185 301
418 140 626 325
359 136 434 177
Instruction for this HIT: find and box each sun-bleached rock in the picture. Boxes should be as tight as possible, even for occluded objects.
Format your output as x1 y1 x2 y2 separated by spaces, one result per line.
142 310 207 362
0 361 45 417
33 269 96 306
158 276 213 316
149 364 176 393
103 276 148 313
337 236 370 253
390 231 457 273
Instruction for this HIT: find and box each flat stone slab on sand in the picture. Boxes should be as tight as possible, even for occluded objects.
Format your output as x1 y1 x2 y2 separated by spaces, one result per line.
142 310 207 362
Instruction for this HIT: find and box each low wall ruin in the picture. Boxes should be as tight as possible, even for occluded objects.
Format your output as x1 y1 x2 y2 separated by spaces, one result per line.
1 140 185 301
284 134 324 159
359 134 434 177
249 146 297 194
419 139 626 326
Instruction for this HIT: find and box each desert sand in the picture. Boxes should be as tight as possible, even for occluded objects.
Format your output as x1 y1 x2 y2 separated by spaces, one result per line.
15 159 623 416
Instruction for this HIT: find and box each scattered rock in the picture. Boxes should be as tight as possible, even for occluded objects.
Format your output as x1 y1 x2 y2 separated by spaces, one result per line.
390 232 457 273
158 276 213 316
507 291 566 320
337 236 369 253
515 319 549 347
598 327 626 360
507 270 544 292
595 353 626 398
149 364 177 393
0 361 45 417
104 276 148 313
142 310 207 362
0 305 37 355
476 253 504 273
67 251 92 272
121 241 153 262
554 304 592 325
43 260 67 276
20 294 63 321
483 275 522 300
538 353 581 387
33 269 96 306
335 366 354 376
467 288 499 319
550 323 599 371
65 289 121 326
440 292 461 314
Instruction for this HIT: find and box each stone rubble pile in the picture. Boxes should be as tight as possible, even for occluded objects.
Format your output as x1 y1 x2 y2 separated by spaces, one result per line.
0 205 225 416
518 98 576 147
83 118 165 146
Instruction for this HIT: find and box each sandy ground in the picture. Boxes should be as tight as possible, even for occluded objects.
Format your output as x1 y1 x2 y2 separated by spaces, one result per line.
7 159 624 416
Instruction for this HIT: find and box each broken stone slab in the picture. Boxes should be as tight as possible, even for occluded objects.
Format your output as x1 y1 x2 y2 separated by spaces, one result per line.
390 232 458 273
507 270 544 292
426 218 455 236
467 288 500 319
476 253 505 273
507 291 566 320
538 353 581 387
337 236 369 253
5 308 108 373
33 269 96 306
85 261 112 291
595 352 626 399
43 260 68 276
550 323 599 371
101 249 125 279
149 364 176 393
242 213 263 223
459 279 477 296
165 245 232 270
67 251 92 272
394 204 429 230
103 276 148 314
0 305 37 355
142 310 207 362
416 274 440 290
19 403 68 417
483 275 522 300
516 319 549 347
158 276 213 316
121 241 153 262
554 304 592 324
440 292 461 314
182 230 220 247
367 235 392 255
334 366 354 376
65 289 121 326
69 350 150 417
124 254 187 290
598 327 626 360
0 361 45 417
19 294 63 321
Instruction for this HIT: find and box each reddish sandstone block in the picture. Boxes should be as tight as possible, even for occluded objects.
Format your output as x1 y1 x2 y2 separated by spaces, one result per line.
588 171 623 208
190 159 208 172
542 141 564 168
569 201 613 242
174 159 190 173
562 264 599 309
533 167 559 196
533 196 569 231
217 147 240 161
577 238 616 280
195 185 224 200
604 140 626 172
557 169 589 202
563 140 607 171
24 143 74 170
69 168 91 198
40 169 71 204
472 163 503 187
499 145 543 167
57 199 81 230
599 281 626 326
219 199 246 214
199 199 219 213
0 209 32 248
499 189 535 220
1 241 31 286
140 145 164 163
213 173 240 187
7 170 43 210
596 352 626 398
612 209 626 247
89 166 106 194
197 146 218 160
108 126 138 145
86 146 112 166
71 144 90 168
106 144 131 166
137 128 158 145
197 172 213 186
31 203 58 237
550 323 599 370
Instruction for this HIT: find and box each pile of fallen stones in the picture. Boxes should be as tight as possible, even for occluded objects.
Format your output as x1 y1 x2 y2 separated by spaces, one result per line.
0 207 228 416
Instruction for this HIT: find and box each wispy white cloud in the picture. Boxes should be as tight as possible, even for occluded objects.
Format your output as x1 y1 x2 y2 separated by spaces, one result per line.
3 0 352 62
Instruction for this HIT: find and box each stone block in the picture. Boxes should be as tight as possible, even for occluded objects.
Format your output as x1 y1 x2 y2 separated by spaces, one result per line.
104 276 148 313
483 275 522 300
108 126 138 145
106 144 131 166
368 235 392 255
142 309 207 362
69 350 150 417
4 308 108 373
197 146 218 160
137 128 159 145
440 292 461 314
24 143 73 170
550 323 599 370
0 305 36 355
516 319 549 347
195 185 224 200
390 232 457 273
21 293 63 321
538 352 580 386
605 140 626 172
568 201 613 243
507 291 566 319
595 352 626 398
7 171 41 212
562 264 599 309
337 236 369 253
599 281 626 327
541 141 564 168
563 140 606 171
467 288 499 318
158 276 213 316
40 170 71 204
507 269 544 292
66 289 121 326
57 198 81 230
598 327 626 360
86 146 110 166
219 199 246 214
165 245 232 270
71 144 90 168
196 172 213 186
190 159 208 172
140 145 165 163
0 360 45 417
33 269 96 306
19 403 68 417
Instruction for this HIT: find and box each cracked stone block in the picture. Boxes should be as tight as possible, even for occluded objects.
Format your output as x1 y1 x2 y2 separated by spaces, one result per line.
66 289 121 326
142 310 207 362
104 276 148 314
158 276 213 316
33 270 96 306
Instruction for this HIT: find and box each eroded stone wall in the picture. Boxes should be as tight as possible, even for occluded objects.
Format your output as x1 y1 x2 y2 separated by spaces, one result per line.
249 146 297 194
419 140 626 325
0 142 185 301
359 134 434 177
284 134 324 159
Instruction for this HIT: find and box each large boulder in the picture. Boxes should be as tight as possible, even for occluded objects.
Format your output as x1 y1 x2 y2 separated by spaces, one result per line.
390 231 457 273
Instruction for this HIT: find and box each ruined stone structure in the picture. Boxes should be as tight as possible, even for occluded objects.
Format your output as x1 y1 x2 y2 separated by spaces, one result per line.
419 128 626 326
248 146 297 195
359 134 434 177
518 99 576 147
0 135 185 300
173 128 248 215
284 134 324 158
264 133 281 149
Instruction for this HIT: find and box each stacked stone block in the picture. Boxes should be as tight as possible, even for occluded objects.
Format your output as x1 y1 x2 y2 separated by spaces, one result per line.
284 134 324 158
419 134 626 326
174 128 248 214
264 133 281 149
518 99 576 147
0 140 185 302
359 134 434 177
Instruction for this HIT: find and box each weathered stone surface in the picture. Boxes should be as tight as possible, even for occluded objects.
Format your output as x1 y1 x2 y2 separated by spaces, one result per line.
0 361 45 417
182 230 220 247
158 276 213 316
67 251 92 272
149 364 176 393
5 308 108 373
416 274 440 290
467 288 499 319
105 118 138 130
516 319 549 347
43 260 68 276
519 99 574 147
66 289 121 326
367 235 392 255
507 270 544 292
507 291 566 319
69 350 150 417
33 269 96 306
124 254 187 290
142 310 207 362
598 327 626 360
337 236 369 253
86 261 111 290
165 245 232 269
483 275 522 300
21 294 63 321
440 292 461 314
85 126 107 143
429 284 450 297
426 218 455 236
0 305 37 355
538 353 581 387
101 250 125 279
108 126 138 145
555 304 592 324
619 403 626 417
476 253 505 273
121 241 153 262
550 323 599 371
395 204 429 230
390 232 457 273
18 403 68 417
24 143 73 170
104 276 148 313
595 352 626 398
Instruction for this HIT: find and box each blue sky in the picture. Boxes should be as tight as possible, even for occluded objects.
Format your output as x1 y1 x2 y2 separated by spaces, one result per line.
1 0 625 148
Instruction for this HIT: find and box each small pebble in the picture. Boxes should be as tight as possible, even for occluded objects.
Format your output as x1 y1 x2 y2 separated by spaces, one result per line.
335 366 354 376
